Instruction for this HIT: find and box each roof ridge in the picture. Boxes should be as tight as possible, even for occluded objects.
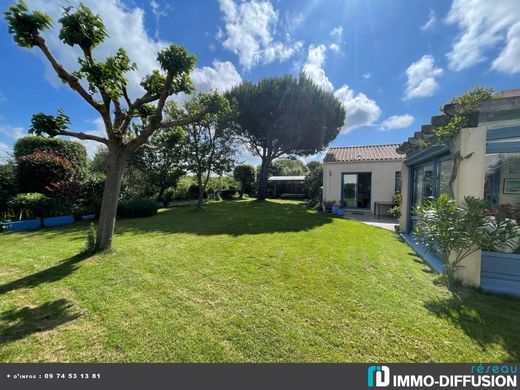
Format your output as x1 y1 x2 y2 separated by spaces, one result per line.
328 143 401 149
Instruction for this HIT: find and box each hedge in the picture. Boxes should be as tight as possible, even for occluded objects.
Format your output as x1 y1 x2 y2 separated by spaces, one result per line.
117 198 159 218
14 136 88 177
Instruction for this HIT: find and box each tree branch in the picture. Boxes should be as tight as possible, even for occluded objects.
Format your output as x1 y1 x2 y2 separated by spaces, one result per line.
59 129 108 145
34 36 104 113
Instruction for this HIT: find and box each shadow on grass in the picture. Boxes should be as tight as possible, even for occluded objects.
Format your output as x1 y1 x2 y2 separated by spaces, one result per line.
0 299 81 345
424 291 520 361
0 252 90 296
116 199 334 237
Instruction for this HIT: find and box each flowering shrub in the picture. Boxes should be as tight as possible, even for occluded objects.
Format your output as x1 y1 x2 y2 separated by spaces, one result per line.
17 150 75 193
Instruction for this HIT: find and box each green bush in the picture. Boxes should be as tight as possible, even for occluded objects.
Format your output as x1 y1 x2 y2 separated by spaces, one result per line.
188 184 207 200
14 136 88 177
8 192 49 220
117 198 159 218
84 223 97 254
220 186 237 200
14 136 87 171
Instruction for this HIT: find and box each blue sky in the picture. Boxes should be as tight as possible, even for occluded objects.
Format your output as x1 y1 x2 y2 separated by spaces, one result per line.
0 0 519 164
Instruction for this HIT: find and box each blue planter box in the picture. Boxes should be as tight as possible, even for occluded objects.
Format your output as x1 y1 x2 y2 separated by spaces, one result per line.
336 208 345 216
331 205 338 214
43 215 74 227
2 218 41 232
81 214 96 221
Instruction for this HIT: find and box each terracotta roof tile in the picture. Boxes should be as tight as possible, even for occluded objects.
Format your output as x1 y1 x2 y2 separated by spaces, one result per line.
323 144 405 163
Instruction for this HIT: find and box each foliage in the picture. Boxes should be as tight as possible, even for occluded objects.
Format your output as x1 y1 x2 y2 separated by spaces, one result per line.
306 160 322 171
414 194 517 287
233 164 255 197
227 74 345 200
117 198 159 218
14 136 88 177
304 163 323 206
29 110 70 137
173 92 237 208
220 187 238 200
16 150 75 193
59 4 107 52
128 129 185 201
270 159 308 176
4 0 52 48
84 223 97 254
7 192 48 220
388 193 402 218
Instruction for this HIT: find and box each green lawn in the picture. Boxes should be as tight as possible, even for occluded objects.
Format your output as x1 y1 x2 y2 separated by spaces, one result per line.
0 199 518 362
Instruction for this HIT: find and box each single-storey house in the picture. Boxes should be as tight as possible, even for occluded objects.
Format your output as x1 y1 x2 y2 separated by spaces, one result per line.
268 176 306 198
322 144 405 214
398 88 520 296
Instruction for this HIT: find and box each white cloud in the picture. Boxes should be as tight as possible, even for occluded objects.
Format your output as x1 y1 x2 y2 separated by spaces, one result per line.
302 44 334 92
403 55 443 100
0 125 25 141
218 0 302 69
302 44 380 133
362 72 371 80
191 60 242 92
380 114 414 131
334 86 381 133
492 22 520 74
445 0 520 73
0 142 11 163
421 9 436 31
150 0 169 40
329 26 343 40
329 43 340 53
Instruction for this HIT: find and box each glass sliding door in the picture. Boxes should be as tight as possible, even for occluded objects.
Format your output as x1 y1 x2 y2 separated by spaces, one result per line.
341 172 371 209
342 174 357 208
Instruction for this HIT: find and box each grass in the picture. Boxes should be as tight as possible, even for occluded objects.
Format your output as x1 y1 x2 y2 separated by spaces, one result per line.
0 199 519 362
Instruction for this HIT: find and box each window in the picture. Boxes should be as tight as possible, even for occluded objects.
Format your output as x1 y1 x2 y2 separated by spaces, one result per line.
484 152 520 254
394 171 401 193
341 172 371 209
437 158 453 196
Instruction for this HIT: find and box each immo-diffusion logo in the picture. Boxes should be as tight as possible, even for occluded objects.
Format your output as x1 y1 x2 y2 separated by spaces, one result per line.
368 365 390 387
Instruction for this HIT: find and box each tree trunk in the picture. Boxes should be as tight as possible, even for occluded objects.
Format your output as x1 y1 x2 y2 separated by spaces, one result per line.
197 175 204 210
239 182 244 198
257 158 271 201
96 149 128 251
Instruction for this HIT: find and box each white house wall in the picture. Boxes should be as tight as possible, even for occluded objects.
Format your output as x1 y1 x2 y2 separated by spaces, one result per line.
322 160 403 211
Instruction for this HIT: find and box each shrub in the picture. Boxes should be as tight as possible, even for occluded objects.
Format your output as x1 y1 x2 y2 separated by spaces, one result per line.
188 184 207 200
117 198 159 218
414 194 518 288
14 136 88 177
17 151 75 193
220 186 237 200
8 192 49 220
388 193 402 218
84 223 97 254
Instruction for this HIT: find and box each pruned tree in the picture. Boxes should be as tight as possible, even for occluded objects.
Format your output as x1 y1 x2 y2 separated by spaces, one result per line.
173 92 236 209
227 75 345 200
233 164 255 198
4 2 223 249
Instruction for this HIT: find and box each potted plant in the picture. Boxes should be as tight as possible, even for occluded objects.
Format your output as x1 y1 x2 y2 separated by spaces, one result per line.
323 200 335 213
336 200 347 216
